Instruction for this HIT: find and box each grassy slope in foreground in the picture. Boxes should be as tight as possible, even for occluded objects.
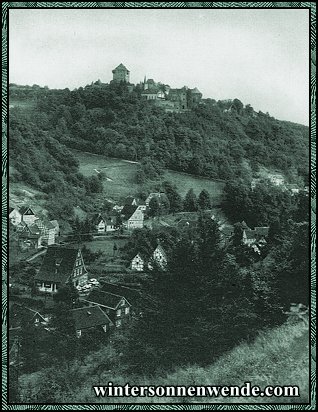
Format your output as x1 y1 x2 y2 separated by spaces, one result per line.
18 318 309 403
92 319 310 404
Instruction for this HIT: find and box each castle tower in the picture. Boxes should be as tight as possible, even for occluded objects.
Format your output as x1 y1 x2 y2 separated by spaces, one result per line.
112 63 130 83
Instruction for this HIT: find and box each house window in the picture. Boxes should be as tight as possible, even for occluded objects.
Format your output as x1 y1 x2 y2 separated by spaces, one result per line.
125 307 130 315
117 309 121 317
116 320 121 327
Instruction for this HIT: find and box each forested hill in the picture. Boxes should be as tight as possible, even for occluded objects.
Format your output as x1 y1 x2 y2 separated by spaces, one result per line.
9 82 309 187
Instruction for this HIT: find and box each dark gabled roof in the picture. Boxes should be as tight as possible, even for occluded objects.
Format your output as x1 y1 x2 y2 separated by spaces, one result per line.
36 218 55 230
241 221 250 230
113 63 129 72
244 229 256 240
71 305 113 330
19 206 35 215
85 290 131 310
28 224 41 234
131 252 148 262
254 226 270 237
92 213 105 226
124 196 137 206
220 225 235 237
20 224 41 239
35 245 80 283
101 282 141 303
121 205 138 220
105 214 117 223
16 221 27 232
9 304 46 328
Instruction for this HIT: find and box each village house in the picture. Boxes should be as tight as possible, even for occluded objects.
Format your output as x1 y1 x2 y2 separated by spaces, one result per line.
149 244 168 269
50 220 60 236
123 196 146 211
121 205 144 229
9 303 48 329
105 215 118 232
92 213 117 233
219 224 235 242
34 218 56 246
19 224 42 250
9 205 37 226
17 206 37 225
92 213 106 233
83 290 131 327
9 207 22 225
130 253 146 272
268 173 285 186
70 305 114 338
242 226 269 248
100 281 141 308
35 246 88 294
131 244 168 272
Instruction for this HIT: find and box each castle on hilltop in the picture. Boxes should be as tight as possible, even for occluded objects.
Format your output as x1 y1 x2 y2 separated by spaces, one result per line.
112 63 130 83
110 63 202 113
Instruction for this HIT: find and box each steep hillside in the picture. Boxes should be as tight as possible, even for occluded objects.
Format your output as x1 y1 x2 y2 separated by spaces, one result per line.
9 82 309 189
18 319 309 404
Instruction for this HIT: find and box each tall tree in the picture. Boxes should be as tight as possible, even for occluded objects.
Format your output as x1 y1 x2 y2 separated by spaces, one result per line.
183 188 198 212
198 189 212 210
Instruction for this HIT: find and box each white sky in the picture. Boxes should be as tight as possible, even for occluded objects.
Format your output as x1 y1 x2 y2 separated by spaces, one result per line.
9 8 309 125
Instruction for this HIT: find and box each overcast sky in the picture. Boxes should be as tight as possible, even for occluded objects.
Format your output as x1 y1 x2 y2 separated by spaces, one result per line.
9 8 309 125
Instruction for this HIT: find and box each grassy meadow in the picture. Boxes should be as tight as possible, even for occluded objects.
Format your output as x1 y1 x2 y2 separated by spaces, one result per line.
72 149 225 204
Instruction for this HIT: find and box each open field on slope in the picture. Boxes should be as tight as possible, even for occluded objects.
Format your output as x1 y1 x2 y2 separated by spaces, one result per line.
72 150 225 204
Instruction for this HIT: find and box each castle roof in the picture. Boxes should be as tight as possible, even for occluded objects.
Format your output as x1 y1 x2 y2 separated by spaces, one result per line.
112 63 129 73
191 87 202 94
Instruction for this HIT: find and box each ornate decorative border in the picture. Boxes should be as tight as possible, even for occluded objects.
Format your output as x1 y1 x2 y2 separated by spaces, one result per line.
2 2 316 410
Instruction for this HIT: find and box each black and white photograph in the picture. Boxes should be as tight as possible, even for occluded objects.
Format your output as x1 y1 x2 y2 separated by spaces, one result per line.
5 5 313 406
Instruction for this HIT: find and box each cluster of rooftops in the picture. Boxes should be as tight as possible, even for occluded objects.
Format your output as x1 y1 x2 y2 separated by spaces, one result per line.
111 63 203 112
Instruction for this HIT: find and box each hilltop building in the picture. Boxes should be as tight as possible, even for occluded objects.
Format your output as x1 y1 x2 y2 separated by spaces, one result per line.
111 65 203 113
112 63 130 83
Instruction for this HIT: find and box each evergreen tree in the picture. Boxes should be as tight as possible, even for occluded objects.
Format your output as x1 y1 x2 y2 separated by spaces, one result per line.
198 189 212 210
183 188 198 212
123 214 259 372
148 197 161 217
162 181 182 213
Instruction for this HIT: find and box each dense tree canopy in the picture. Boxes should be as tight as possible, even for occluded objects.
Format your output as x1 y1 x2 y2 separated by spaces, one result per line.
9 82 309 186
